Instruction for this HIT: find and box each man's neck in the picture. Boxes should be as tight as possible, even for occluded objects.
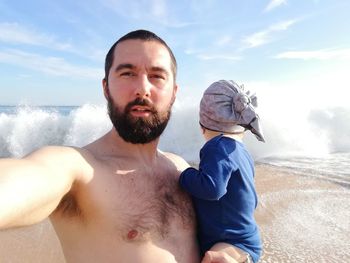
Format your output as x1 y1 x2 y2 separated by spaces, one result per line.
106 129 160 162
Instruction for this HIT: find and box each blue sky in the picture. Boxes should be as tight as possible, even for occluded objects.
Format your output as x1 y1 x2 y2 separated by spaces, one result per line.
0 0 349 106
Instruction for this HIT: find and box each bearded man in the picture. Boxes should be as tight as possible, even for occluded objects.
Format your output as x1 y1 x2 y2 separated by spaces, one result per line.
0 29 238 263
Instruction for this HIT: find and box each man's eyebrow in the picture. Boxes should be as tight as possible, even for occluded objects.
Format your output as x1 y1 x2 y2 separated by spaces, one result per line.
114 63 135 72
150 66 169 75
114 64 169 75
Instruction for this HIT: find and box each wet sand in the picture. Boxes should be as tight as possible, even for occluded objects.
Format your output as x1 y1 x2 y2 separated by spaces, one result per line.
255 164 350 262
0 164 349 262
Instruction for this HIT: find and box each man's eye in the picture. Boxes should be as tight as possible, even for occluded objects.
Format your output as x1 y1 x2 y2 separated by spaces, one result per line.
150 74 165 80
120 72 134 77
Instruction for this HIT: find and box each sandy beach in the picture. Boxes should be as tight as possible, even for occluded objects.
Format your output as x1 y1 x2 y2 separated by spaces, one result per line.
0 164 349 262
255 164 350 262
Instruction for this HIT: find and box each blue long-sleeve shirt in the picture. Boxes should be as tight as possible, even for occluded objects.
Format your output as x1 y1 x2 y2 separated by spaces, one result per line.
179 135 261 262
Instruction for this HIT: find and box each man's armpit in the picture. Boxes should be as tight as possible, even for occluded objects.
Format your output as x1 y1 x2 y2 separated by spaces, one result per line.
54 190 82 218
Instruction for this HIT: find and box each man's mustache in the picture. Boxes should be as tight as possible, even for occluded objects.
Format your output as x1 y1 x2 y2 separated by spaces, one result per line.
125 98 157 114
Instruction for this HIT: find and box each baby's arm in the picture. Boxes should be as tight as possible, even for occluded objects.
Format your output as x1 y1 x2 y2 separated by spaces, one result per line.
179 146 232 200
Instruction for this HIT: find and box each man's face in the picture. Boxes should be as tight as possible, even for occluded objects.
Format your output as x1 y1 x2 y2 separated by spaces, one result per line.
103 39 177 144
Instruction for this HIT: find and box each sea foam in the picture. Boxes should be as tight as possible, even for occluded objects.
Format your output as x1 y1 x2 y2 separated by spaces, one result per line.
1 102 350 162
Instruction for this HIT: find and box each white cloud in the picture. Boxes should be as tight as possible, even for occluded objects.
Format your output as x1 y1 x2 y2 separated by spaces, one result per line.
269 19 296 31
264 0 287 12
167 21 197 28
275 48 350 60
0 49 103 79
0 22 105 62
197 54 241 61
100 0 192 28
242 19 297 49
101 0 166 22
184 46 206 55
214 35 234 47
0 22 73 51
150 0 167 18
242 31 269 49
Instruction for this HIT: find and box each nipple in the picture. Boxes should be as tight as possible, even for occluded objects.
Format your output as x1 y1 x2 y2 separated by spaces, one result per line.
127 229 138 240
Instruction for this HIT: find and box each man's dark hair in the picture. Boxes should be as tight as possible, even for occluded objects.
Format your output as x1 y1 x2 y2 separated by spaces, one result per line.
104 29 177 83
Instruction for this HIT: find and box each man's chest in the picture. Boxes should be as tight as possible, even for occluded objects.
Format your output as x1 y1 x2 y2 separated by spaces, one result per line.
81 164 196 242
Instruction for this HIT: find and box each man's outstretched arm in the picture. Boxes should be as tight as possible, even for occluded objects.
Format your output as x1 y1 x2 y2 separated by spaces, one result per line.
0 146 91 229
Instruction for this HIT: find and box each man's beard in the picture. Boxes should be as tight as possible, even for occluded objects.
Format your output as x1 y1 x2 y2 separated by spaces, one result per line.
107 96 172 144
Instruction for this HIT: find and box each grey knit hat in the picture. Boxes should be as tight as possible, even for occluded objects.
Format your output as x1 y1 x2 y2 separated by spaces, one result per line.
199 80 265 142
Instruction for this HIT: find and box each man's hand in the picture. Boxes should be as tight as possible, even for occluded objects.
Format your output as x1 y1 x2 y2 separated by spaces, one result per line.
201 250 240 263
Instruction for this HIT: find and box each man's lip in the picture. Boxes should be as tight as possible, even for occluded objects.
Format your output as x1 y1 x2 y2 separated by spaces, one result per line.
130 105 151 112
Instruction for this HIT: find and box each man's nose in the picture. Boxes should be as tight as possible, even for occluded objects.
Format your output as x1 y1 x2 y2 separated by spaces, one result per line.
135 75 152 98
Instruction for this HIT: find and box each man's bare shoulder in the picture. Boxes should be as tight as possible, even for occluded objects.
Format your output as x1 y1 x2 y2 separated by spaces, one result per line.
27 145 93 164
159 151 190 172
26 146 96 183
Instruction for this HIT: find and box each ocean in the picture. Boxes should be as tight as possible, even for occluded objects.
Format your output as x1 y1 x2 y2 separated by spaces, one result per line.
1 104 349 182
0 103 349 262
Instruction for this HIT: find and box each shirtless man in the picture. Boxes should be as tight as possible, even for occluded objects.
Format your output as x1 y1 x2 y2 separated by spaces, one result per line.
0 30 237 263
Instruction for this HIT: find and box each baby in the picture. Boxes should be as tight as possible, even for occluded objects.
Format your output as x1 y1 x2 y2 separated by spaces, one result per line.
180 80 265 263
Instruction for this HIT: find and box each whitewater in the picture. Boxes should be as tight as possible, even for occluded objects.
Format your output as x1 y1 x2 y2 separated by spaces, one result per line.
0 103 349 182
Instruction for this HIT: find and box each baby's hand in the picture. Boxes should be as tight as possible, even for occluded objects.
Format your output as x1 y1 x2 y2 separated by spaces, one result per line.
201 250 239 263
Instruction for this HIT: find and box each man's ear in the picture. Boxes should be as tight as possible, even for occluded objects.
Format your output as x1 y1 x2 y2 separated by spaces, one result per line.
102 78 109 100
171 84 178 104
173 84 178 96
